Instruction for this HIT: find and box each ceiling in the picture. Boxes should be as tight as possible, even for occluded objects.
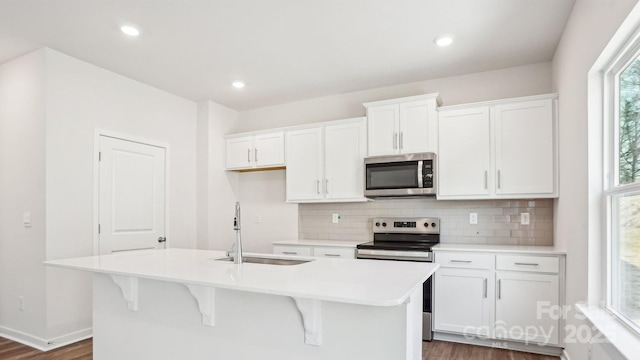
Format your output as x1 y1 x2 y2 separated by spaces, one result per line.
0 0 575 111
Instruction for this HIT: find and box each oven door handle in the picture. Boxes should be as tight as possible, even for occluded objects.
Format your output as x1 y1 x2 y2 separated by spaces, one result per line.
356 249 433 262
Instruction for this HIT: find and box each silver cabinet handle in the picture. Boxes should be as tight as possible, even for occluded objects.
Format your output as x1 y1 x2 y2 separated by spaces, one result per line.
483 278 487 298
282 251 297 255
324 254 341 257
255 148 258 162
247 149 251 163
497 170 501 189
498 279 502 300
316 179 320 194
399 132 404 149
393 132 398 149
450 260 472 263
325 179 329 194
484 170 488 189
515 262 539 266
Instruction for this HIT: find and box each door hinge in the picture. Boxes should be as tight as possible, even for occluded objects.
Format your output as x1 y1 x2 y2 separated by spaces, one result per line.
98 224 101 234
98 152 102 161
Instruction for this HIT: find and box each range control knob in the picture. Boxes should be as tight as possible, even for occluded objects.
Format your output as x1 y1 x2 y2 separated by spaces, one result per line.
424 222 429 228
431 222 437 228
382 222 387 227
375 222 380 227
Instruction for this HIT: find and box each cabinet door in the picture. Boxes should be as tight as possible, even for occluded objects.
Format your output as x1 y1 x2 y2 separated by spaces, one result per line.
433 268 493 337
495 272 559 345
399 100 436 154
254 132 285 168
226 136 253 169
367 104 399 156
285 128 323 202
324 119 367 200
438 107 491 197
494 99 555 196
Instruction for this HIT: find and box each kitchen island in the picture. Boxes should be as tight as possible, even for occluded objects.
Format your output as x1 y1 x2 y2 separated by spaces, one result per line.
45 248 438 360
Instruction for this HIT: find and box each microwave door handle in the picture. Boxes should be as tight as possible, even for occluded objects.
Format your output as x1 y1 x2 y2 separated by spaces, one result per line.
417 160 423 188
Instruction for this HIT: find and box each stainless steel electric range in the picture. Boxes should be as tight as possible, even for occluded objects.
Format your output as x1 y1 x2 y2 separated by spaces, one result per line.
356 217 440 341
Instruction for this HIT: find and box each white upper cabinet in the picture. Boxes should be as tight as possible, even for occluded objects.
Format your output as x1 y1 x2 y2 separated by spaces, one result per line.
438 107 491 197
494 100 554 195
365 94 441 156
254 132 286 168
285 128 323 201
324 120 367 200
437 94 558 199
226 136 254 169
286 117 367 203
225 131 284 170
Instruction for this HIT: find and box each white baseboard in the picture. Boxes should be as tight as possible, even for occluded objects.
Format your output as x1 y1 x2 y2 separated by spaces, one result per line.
561 349 572 360
433 332 564 357
0 325 92 352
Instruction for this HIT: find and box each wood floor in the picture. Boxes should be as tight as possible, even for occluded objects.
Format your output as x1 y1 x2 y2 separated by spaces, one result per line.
422 340 560 360
0 337 560 359
0 337 92 360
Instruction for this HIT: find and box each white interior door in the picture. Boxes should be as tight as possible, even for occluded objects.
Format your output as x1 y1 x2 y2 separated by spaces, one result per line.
99 136 166 254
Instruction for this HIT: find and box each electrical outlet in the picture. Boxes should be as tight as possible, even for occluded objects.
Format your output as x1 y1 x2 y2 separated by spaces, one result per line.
18 296 24 311
521 212 530 225
469 213 478 224
332 213 340 224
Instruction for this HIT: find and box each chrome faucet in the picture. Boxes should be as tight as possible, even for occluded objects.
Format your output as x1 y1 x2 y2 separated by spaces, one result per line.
232 202 243 264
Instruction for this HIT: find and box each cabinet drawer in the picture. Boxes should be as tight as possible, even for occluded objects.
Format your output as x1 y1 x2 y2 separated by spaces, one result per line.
496 254 559 273
273 245 312 257
313 247 355 259
436 252 494 270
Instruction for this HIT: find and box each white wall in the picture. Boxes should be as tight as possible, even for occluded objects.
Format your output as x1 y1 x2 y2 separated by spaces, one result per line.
237 62 552 132
42 48 198 340
198 101 242 251
0 49 47 340
0 47 200 343
551 0 638 359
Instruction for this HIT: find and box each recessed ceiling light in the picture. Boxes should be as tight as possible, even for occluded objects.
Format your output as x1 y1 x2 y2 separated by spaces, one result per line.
434 36 453 47
232 81 245 89
121 25 140 37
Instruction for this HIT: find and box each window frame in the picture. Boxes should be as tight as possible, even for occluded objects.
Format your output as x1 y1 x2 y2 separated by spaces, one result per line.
603 39 640 335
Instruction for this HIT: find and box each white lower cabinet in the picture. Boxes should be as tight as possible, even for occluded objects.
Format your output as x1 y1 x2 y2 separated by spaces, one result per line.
434 268 492 337
273 244 355 259
434 250 564 348
495 271 560 345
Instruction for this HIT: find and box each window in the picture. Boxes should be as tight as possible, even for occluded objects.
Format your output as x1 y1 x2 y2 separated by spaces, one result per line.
606 54 640 333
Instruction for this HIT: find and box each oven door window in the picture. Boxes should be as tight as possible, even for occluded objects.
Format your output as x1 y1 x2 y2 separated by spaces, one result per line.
366 161 418 190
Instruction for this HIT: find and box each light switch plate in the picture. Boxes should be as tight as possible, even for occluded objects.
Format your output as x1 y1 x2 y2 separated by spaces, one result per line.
469 213 478 225
521 212 530 225
332 213 340 224
23 212 32 227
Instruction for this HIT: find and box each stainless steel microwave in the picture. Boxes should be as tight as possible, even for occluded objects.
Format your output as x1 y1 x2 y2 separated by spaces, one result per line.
364 153 437 197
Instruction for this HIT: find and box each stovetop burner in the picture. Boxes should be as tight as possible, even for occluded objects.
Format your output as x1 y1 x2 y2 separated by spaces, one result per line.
356 217 440 252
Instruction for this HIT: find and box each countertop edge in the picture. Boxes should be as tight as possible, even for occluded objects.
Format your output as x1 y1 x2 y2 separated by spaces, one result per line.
44 253 438 307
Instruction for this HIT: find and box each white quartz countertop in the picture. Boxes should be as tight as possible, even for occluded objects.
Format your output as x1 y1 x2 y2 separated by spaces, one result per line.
272 239 365 247
432 243 566 255
44 248 438 307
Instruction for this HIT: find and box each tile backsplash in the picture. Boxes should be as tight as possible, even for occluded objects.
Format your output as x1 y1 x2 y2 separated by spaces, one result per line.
299 199 553 246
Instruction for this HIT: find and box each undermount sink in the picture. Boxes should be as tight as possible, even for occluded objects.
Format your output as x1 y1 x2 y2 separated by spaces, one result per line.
214 256 313 266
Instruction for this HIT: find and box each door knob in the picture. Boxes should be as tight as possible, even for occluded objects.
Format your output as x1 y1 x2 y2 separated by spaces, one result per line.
157 237 167 243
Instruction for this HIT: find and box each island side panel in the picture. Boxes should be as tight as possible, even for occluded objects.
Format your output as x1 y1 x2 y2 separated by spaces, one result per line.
92 273 420 360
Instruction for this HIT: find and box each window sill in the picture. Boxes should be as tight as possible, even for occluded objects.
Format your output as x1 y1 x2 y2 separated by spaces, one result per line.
576 303 639 359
